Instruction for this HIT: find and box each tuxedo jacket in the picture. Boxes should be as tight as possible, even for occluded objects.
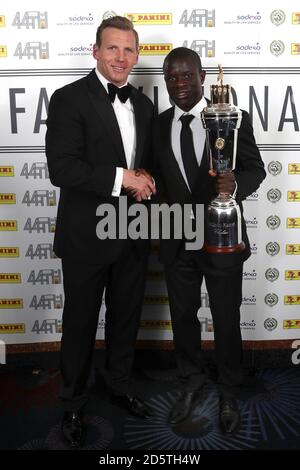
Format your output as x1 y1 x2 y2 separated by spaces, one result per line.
153 104 266 268
46 69 154 263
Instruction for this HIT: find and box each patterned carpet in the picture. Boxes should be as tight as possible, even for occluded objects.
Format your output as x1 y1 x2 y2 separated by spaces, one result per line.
1 352 300 451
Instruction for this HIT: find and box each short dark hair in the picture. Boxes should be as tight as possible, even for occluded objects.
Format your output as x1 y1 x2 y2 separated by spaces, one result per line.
163 47 203 73
96 16 139 51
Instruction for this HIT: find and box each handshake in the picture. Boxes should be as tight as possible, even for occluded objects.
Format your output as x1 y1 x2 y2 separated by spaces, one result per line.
122 168 156 202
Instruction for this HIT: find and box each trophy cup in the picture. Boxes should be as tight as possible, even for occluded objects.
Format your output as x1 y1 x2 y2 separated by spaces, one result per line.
201 65 245 253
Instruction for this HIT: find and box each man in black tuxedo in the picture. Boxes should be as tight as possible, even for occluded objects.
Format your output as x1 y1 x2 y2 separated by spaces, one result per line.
153 48 266 434
46 16 155 447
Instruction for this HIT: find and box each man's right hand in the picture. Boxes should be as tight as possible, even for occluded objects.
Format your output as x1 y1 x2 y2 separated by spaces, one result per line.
122 169 156 202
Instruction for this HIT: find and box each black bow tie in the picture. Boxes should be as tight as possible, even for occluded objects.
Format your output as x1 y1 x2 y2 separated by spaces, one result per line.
107 83 131 103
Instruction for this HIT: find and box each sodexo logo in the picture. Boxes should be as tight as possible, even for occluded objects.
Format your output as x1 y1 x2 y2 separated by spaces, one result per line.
236 42 261 53
70 44 93 55
250 242 258 254
245 217 258 228
243 269 257 281
246 191 259 201
242 294 257 306
224 11 262 25
240 320 256 330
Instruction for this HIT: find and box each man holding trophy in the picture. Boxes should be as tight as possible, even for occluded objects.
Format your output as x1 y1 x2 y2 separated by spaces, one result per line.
153 47 266 434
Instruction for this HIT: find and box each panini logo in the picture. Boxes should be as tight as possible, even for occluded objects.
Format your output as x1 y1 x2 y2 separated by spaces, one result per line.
0 299 23 308
144 295 169 305
0 273 21 283
139 43 172 55
140 320 172 330
288 163 300 174
288 191 300 201
124 13 172 24
291 43 300 55
286 244 300 255
0 45 7 57
0 193 16 204
0 220 17 231
0 247 19 257
284 295 300 305
0 166 14 176
285 270 300 280
283 319 300 329
287 218 300 228
0 323 25 333
292 13 300 25
0 15 5 26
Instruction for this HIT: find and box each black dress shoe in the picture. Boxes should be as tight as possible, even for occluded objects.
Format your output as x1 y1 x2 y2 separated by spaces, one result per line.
168 390 200 425
61 410 84 448
111 394 154 419
219 397 240 434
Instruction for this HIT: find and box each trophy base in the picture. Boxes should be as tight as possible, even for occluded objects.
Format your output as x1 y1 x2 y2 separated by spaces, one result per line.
203 241 245 254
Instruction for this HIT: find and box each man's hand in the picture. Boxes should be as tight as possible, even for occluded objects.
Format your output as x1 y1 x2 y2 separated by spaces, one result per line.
122 169 156 201
209 170 236 195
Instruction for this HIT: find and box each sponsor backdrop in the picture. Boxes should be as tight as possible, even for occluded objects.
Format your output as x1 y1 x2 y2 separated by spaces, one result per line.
0 0 299 346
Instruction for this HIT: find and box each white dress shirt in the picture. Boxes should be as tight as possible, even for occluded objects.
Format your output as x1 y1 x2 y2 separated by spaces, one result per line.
171 97 207 192
95 68 136 196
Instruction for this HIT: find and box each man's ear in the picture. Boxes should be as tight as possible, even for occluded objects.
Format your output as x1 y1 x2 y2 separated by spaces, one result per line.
93 43 99 60
200 70 206 84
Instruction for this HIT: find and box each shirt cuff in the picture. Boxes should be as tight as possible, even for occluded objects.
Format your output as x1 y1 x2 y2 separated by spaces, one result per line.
111 167 123 196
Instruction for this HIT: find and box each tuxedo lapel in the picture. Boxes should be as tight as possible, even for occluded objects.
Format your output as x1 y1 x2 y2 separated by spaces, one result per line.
130 87 146 169
161 108 210 198
87 70 127 168
160 109 191 198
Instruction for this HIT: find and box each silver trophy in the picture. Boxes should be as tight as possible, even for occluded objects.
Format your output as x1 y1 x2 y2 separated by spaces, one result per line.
201 65 245 253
